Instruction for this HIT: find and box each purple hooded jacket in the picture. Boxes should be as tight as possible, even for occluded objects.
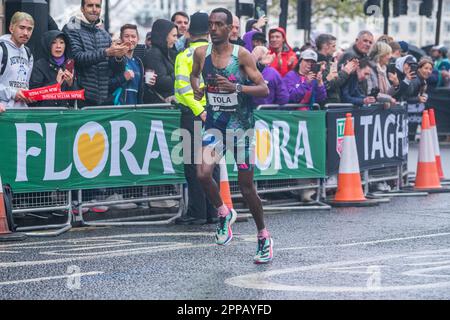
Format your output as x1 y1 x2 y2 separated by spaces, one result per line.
283 70 327 107
243 30 258 53
253 65 290 106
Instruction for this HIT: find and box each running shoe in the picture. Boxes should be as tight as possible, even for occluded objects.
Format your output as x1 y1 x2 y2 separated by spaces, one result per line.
215 208 237 246
254 237 274 264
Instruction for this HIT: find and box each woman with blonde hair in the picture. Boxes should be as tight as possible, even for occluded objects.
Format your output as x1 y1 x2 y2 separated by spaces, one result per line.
367 41 398 106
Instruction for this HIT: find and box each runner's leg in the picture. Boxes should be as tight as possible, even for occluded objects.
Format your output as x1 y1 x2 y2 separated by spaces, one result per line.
197 146 222 208
238 170 265 231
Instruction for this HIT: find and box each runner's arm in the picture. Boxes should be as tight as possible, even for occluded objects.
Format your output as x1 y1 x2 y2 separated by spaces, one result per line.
190 47 206 101
240 49 269 98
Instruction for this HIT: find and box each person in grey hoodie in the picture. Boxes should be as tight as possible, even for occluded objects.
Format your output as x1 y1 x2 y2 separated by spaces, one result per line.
0 12 35 109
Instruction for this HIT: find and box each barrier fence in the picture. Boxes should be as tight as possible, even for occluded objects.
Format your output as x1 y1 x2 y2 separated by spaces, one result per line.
0 103 416 236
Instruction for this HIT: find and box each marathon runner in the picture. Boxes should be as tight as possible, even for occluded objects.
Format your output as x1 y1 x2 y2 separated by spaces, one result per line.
190 8 273 264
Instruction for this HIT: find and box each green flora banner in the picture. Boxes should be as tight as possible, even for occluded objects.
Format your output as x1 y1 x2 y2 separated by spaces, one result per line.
227 110 327 181
0 109 185 193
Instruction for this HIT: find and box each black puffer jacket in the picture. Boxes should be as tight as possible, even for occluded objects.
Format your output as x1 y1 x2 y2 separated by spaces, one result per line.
62 15 113 105
143 19 177 103
30 30 79 107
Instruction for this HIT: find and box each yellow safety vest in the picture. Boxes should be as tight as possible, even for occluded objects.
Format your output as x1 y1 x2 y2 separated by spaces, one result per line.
174 40 208 116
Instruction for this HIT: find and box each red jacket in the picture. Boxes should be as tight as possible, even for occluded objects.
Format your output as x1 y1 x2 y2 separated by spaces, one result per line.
268 27 298 77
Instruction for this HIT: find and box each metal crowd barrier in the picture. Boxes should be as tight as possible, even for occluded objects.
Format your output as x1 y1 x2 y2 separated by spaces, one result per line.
251 104 331 211
5 101 435 236
76 104 185 226
9 107 73 237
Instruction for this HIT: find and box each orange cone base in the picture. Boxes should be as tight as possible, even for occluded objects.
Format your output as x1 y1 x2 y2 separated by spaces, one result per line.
220 181 234 209
334 173 366 202
415 162 441 190
326 198 380 207
436 156 444 180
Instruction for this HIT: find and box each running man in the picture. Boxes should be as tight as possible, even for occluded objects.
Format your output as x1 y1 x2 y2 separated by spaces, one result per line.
190 8 273 264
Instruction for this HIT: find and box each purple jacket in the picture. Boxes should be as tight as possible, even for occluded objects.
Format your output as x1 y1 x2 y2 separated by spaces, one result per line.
283 71 327 107
253 66 289 106
243 30 258 53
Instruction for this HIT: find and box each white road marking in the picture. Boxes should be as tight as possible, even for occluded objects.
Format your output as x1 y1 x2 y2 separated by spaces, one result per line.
0 232 213 249
225 248 450 293
278 232 450 251
0 272 103 286
0 243 216 268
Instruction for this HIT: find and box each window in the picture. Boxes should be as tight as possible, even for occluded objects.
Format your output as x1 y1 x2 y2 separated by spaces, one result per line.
444 41 450 49
409 22 417 34
409 1 419 14
391 22 399 34
446 1 450 13
446 22 450 33
325 23 333 34
342 22 349 34
426 21 435 33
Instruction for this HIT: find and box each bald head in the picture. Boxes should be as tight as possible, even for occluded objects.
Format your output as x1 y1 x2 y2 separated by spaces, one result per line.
230 15 240 41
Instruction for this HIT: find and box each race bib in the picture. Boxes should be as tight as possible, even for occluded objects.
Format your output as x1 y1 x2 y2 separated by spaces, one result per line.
208 92 238 112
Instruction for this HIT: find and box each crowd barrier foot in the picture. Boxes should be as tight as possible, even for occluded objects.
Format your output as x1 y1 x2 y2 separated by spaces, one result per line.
324 198 380 208
17 224 72 237
368 190 429 197
365 194 391 203
402 185 450 194
81 212 182 227
0 232 27 242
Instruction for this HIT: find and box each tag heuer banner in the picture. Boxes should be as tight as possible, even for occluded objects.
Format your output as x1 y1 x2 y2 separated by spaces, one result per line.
0 109 327 193
326 105 409 176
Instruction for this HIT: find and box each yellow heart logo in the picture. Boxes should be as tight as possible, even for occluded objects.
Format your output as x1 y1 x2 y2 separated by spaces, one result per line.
256 129 271 163
77 133 106 172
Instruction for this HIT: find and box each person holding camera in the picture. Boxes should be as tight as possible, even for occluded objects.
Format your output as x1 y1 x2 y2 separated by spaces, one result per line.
316 34 358 105
367 41 398 108
30 30 78 108
341 58 378 107
390 54 418 102
283 49 327 110
403 58 434 140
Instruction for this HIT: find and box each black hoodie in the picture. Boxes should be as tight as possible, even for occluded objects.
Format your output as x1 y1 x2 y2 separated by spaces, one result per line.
143 19 177 103
30 30 79 107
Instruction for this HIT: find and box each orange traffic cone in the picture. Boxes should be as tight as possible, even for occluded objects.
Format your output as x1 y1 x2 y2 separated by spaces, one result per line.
415 110 441 190
334 113 367 202
429 108 445 180
219 159 233 209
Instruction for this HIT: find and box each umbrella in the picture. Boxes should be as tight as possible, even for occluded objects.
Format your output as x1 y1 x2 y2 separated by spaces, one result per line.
408 44 428 61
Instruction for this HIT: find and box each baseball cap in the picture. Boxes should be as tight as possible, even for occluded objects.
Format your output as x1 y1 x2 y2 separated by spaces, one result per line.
188 11 209 36
300 49 318 62
432 45 448 56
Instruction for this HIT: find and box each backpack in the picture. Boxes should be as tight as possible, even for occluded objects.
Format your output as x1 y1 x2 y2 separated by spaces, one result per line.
0 41 32 76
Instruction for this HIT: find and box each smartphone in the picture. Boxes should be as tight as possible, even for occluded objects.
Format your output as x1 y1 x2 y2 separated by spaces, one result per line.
65 59 75 74
311 63 321 74
409 62 418 78
369 87 380 98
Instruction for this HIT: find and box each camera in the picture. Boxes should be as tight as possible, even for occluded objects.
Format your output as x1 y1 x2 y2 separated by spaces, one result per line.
311 63 321 73
369 87 380 98
387 62 396 74
409 62 418 78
